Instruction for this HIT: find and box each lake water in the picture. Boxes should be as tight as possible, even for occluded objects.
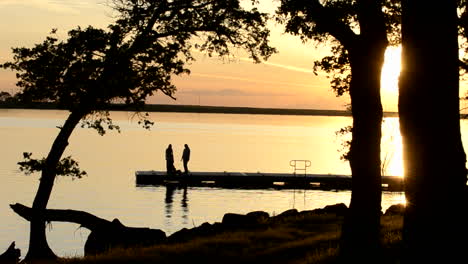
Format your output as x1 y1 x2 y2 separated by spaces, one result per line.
0 108 446 258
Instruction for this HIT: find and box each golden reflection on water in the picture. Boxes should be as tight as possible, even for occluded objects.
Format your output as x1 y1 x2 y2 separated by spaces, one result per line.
381 118 404 177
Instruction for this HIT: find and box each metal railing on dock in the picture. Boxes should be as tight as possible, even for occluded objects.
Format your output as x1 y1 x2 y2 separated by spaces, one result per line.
289 160 311 176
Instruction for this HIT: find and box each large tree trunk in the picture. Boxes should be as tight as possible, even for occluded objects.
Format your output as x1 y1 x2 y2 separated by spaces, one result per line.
399 1 467 262
340 42 386 261
24 110 85 261
339 2 387 261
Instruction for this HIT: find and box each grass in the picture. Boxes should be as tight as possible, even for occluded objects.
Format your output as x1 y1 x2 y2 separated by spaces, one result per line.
51 213 403 264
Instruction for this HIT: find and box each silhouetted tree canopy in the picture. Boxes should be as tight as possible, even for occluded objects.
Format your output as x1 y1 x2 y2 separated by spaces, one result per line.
277 0 400 97
2 0 276 136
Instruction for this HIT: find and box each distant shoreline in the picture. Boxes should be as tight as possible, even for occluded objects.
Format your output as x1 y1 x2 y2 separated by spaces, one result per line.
0 102 399 117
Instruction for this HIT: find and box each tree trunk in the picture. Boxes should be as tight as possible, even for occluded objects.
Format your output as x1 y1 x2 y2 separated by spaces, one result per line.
339 1 387 261
399 1 467 262
23 110 85 261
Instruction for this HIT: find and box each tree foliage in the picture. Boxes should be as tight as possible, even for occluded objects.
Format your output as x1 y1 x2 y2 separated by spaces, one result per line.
277 0 400 97
277 0 354 96
459 1 468 73
2 0 276 128
18 152 87 179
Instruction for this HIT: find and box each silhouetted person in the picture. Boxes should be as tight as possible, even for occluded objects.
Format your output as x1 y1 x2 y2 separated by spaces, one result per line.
181 144 191 174
165 144 175 175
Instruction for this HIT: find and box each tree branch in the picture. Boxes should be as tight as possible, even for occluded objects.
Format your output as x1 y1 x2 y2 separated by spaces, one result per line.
10 203 111 231
306 0 357 49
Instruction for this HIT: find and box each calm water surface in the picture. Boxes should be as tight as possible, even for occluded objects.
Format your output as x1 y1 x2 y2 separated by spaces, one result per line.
0 109 435 257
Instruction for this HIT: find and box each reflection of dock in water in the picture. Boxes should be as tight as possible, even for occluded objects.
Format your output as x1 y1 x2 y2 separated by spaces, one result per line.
135 171 404 192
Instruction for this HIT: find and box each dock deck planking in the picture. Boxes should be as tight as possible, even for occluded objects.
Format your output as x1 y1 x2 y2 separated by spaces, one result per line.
135 171 404 191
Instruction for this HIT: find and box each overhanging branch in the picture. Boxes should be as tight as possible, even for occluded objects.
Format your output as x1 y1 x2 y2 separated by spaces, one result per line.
10 203 111 231
307 0 357 49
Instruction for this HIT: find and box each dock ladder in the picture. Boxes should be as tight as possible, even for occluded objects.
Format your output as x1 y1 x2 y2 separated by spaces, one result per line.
290 160 311 176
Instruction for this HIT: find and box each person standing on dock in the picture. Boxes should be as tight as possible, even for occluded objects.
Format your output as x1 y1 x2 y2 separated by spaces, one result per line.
181 144 191 174
165 144 175 175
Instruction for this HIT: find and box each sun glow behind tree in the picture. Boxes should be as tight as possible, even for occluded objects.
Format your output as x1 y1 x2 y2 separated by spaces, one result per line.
380 46 404 178
380 46 401 111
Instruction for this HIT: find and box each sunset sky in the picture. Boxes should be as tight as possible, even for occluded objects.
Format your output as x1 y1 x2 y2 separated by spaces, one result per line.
0 0 406 111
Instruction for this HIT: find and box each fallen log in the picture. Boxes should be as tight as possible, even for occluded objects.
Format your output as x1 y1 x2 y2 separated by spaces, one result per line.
0 242 21 263
9 203 166 256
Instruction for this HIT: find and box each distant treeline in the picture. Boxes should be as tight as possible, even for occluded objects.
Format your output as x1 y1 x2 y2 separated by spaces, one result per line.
0 101 400 117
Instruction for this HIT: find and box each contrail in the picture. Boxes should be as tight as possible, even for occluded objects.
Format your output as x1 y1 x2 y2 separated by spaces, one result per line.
239 57 315 74
191 49 315 74
190 73 322 89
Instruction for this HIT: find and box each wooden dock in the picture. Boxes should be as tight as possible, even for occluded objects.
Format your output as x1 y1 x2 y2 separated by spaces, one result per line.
135 171 404 192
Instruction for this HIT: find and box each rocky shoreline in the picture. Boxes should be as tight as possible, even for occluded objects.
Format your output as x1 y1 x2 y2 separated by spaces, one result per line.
84 203 405 256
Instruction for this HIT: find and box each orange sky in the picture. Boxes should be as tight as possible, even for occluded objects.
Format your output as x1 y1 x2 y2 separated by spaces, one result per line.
0 0 409 111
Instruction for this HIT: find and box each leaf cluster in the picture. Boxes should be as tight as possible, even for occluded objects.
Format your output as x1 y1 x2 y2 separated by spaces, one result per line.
335 125 352 161
458 1 468 76
313 45 350 96
81 111 121 136
18 152 87 179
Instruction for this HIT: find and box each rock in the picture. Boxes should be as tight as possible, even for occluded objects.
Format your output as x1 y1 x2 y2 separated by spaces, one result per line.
384 204 405 216
168 222 225 243
168 228 191 242
0 242 21 264
218 211 271 230
246 211 270 223
277 209 299 218
222 213 253 227
308 203 348 217
169 211 271 244
322 203 348 216
84 218 166 256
